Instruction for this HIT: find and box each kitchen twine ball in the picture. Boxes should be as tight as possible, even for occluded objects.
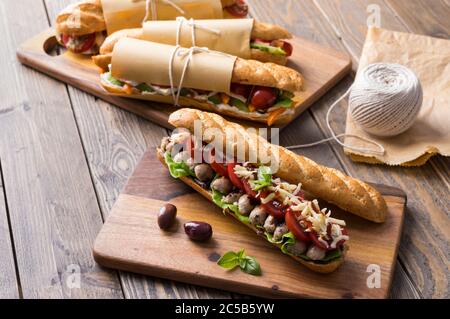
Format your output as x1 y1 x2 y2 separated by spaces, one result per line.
288 63 423 155
349 63 423 137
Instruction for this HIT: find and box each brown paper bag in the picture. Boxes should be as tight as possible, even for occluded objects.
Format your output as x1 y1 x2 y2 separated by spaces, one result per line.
344 27 450 166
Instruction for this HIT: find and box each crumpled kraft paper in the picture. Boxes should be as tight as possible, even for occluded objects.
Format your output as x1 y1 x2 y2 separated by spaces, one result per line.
344 27 450 166
142 18 254 59
111 38 236 94
101 0 223 34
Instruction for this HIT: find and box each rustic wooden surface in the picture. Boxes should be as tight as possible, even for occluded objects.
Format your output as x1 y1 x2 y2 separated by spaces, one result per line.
16 30 352 129
93 149 406 299
1 0 448 298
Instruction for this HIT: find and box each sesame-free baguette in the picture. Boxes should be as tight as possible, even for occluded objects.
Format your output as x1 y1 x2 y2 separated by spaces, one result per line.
168 108 388 223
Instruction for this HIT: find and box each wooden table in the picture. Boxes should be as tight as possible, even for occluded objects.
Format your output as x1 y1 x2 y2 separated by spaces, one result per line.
0 0 448 299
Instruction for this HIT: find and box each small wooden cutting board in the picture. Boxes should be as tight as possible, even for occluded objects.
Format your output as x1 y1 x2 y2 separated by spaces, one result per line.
93 149 406 299
17 29 352 129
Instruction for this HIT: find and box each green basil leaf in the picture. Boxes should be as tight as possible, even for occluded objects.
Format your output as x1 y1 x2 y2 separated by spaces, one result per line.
237 249 246 259
164 152 195 179
241 256 262 276
250 42 286 56
217 252 240 269
250 165 273 191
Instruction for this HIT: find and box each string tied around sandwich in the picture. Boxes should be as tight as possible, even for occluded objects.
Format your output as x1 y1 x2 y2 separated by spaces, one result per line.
168 46 234 107
168 46 209 106
175 16 221 47
142 0 186 24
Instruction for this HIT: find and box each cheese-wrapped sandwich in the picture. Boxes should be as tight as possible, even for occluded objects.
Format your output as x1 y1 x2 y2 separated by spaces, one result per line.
56 0 248 55
97 38 303 126
93 18 293 69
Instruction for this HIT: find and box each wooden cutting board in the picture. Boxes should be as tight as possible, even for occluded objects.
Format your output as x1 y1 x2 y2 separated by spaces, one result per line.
93 149 406 299
16 29 352 129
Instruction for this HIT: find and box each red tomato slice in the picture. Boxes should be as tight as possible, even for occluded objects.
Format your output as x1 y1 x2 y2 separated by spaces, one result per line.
205 148 228 177
61 34 71 46
285 210 310 242
261 198 286 220
227 163 244 189
242 179 258 199
309 232 329 250
73 33 96 54
225 0 248 18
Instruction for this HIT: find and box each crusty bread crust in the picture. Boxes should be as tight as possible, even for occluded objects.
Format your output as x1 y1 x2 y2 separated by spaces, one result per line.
99 28 144 54
156 148 347 273
221 0 237 7
100 80 295 126
252 21 292 40
232 58 303 92
168 109 388 223
56 0 105 36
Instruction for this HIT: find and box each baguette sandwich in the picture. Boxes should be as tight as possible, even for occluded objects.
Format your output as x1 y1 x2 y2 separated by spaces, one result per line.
156 109 388 273
97 38 303 126
93 18 293 69
56 0 248 55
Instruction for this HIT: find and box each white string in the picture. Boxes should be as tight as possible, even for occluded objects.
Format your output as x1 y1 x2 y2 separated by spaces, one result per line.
168 46 210 106
287 63 422 156
142 0 186 24
168 45 233 106
175 16 221 47
287 86 385 155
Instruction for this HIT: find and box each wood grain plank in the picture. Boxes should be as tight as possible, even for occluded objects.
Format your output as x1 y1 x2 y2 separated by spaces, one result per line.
43 0 229 299
246 0 423 299
0 0 122 298
0 161 20 298
384 0 450 38
289 0 449 298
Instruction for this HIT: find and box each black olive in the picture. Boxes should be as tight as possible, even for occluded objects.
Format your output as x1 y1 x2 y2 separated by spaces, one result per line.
184 221 213 242
158 204 177 230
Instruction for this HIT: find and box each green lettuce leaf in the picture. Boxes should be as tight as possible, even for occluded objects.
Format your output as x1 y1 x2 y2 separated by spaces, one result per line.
273 98 293 109
164 152 195 179
250 42 286 56
212 189 250 224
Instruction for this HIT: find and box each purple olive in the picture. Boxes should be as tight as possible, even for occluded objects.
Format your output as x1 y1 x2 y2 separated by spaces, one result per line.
158 204 177 230
184 221 213 242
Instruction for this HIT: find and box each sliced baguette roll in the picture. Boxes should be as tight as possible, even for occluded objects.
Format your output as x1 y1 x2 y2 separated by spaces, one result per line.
168 108 388 223
156 148 348 273
56 0 105 36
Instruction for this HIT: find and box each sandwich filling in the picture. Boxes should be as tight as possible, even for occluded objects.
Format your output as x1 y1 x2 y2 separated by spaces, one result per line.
57 31 106 55
223 0 249 18
102 70 295 125
160 131 349 264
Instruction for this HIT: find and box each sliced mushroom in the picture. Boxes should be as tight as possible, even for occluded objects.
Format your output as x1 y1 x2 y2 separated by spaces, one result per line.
238 194 254 216
223 192 242 205
285 241 307 256
211 177 233 195
306 245 327 261
173 150 195 169
249 206 267 227
273 223 289 242
194 164 214 182
263 215 277 234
